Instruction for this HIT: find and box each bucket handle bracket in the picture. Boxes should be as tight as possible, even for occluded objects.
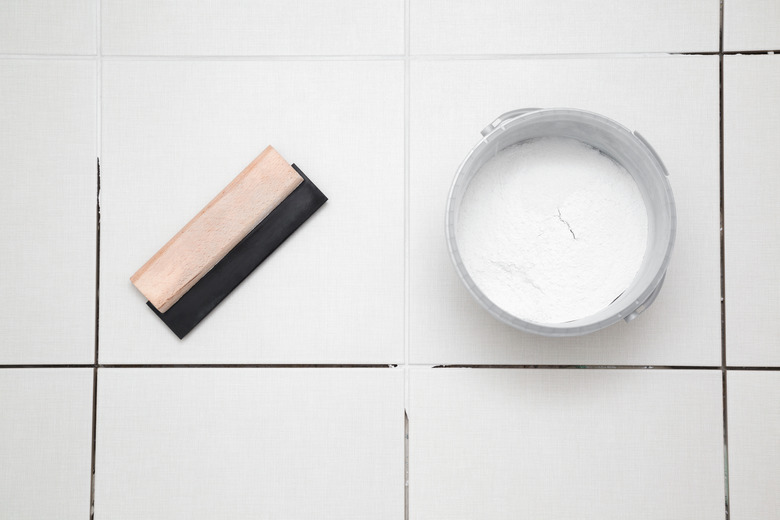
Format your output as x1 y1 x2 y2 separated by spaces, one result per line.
624 273 667 323
481 108 542 138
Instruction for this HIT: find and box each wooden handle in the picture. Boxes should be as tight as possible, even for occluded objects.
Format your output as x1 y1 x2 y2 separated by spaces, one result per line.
131 146 303 312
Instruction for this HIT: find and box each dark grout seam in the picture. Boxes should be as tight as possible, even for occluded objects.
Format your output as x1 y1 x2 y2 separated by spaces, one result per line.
89 367 98 520
679 50 779 56
722 371 730 519
90 156 101 520
722 49 780 55
726 366 780 371
719 1 731 518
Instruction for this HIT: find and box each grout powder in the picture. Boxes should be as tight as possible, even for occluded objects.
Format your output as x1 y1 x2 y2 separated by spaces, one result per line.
456 137 648 324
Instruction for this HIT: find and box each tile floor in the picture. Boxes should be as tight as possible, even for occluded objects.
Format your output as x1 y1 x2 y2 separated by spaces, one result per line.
0 1 778 518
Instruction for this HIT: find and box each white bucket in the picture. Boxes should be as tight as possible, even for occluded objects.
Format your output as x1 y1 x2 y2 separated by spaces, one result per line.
445 108 676 337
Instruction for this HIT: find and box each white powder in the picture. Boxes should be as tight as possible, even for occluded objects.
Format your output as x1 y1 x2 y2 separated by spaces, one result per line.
456 137 648 324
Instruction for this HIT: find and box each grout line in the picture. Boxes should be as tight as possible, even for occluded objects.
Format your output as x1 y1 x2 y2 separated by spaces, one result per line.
0 365 95 369
404 0 411 56
429 364 724 370
723 371 730 519
8 363 780 370
680 50 776 55
89 367 98 520
0 54 96 60
726 366 780 371
96 18 102 157
720 6 727 374
719 2 731 519
404 410 410 520
403 1 411 517
1 50 778 62
95 0 102 363
411 52 721 59
95 364 401 369
94 0 102 363
403 0 411 381
91 4 101 518
99 54 405 61
90 162 100 520
722 49 779 55
94 159 101 366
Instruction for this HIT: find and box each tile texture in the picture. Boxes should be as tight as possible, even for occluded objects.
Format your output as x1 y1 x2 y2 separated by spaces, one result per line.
724 55 780 366
728 370 780 519
724 0 780 51
101 0 403 55
100 61 404 364
0 60 96 364
0 369 93 519
0 0 95 54
411 0 718 55
410 57 721 365
409 368 725 519
95 368 404 519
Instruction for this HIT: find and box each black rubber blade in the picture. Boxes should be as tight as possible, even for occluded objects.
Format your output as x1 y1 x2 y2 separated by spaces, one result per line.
147 164 327 339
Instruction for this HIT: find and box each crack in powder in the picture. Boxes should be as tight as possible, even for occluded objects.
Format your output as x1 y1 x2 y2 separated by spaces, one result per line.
456 137 648 325
556 208 577 240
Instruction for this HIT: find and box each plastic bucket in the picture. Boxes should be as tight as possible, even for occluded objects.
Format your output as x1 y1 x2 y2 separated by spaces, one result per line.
445 108 676 337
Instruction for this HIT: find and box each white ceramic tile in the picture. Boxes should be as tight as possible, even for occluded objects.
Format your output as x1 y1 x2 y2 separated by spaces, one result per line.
100 61 403 364
101 0 403 56
0 0 95 54
724 0 780 51
409 368 724 519
728 370 780 519
724 55 780 367
409 57 720 365
0 369 93 519
95 368 403 519
0 61 96 364
410 0 718 55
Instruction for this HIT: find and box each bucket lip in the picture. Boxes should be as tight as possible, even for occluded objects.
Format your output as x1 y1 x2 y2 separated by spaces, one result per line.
445 107 677 337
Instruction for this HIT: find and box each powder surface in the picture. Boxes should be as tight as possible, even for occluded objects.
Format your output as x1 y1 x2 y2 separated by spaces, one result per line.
456 137 648 324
